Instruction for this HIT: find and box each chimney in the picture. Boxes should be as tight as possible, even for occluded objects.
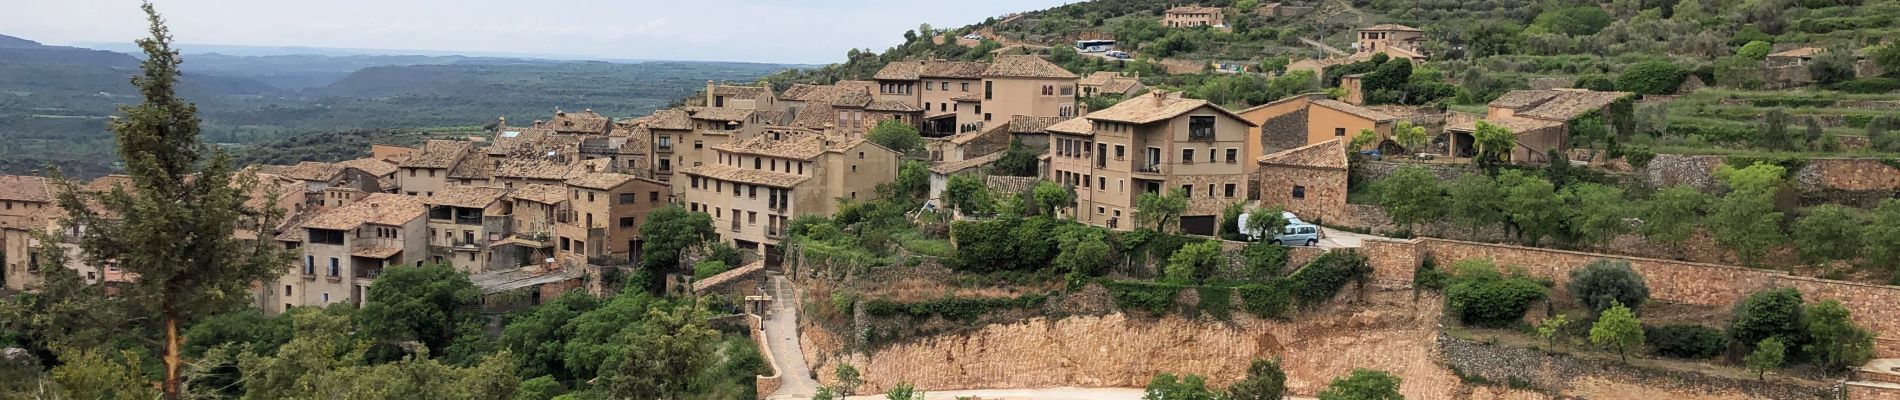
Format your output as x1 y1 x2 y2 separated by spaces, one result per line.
1151 91 1165 107
706 80 716 107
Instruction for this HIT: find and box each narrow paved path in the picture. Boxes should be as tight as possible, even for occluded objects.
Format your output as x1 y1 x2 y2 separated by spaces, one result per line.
765 273 820 399
1298 37 1348 56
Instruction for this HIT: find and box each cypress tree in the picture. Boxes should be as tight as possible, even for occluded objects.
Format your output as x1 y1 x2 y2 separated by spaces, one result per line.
51 3 291 398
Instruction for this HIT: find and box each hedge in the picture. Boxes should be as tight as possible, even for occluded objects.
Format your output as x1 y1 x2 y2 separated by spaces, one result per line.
862 294 1050 321
1196 286 1233 320
1285 250 1371 306
1646 324 1728 359
1105 280 1184 314
1238 281 1294 319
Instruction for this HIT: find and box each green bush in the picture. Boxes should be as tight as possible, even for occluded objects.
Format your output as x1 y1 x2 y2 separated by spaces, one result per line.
1196 286 1234 320
1615 60 1688 95
861 294 1049 321
1444 260 1548 327
1241 242 1290 281
1566 259 1649 313
1106 281 1184 314
1284 250 1371 306
1832 77 1900 94
1238 282 1295 319
1646 324 1728 359
1728 288 1808 354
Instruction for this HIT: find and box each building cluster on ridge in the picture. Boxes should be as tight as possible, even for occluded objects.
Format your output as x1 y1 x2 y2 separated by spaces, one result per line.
0 27 1635 313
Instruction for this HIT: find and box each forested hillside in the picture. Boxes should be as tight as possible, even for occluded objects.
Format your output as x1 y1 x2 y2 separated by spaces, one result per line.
0 34 795 177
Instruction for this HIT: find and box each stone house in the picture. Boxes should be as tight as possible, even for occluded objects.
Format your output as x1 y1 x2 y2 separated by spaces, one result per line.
421 186 511 274
979 56 1080 130
1445 89 1632 163
397 140 476 197
275 193 427 313
1078 71 1146 98
491 183 565 270
1355 24 1428 61
555 172 670 268
873 60 989 136
642 109 694 182
1163 5 1226 28
0 175 54 291
1255 139 1348 225
705 81 778 110
1044 91 1258 235
1237 93 1397 161
674 128 901 257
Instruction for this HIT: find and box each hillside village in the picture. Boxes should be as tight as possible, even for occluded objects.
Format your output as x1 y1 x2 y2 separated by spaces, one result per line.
8 0 1900 399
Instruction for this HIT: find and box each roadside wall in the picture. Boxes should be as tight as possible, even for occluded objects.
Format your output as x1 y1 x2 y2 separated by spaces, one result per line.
1365 238 1900 358
1439 334 1837 400
748 315 782 400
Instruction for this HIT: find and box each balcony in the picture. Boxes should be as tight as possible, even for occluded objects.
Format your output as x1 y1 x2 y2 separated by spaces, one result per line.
1134 163 1165 175
354 266 384 280
450 239 483 252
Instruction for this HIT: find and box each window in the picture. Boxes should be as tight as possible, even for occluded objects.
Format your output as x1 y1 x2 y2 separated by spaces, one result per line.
924 82 932 91
1042 85 1054 96
694 140 703 149
1208 184 1217 197
961 82 969 91
754 158 762 169
1224 183 1237 198
304 255 314 275
749 186 758 198
1334 127 1346 137
691 177 700 189
1115 145 1126 160
1292 185 1306 199
1060 86 1073 96
587 191 595 202
984 81 993 99
1226 149 1238 163
620 217 636 228
328 258 339 276
941 82 949 90
322 293 329 303
650 191 660 202
619 193 635 204
748 211 757 224
1189 116 1215 140
284 285 292 296
1182 149 1195 163
560 237 571 251
1181 185 1193 197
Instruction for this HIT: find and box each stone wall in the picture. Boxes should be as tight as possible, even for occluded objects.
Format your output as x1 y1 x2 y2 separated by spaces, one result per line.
1639 155 1900 206
1438 334 1837 400
1847 382 1900 400
1365 238 1900 357
1258 107 1309 154
1358 159 1471 183
747 314 782 400
838 291 1493 398
1256 163 1347 224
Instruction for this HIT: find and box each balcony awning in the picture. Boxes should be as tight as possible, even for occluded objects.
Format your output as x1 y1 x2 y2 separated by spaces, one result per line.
352 246 402 259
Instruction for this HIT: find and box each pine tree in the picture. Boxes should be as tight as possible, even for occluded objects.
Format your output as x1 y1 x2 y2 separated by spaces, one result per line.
50 3 291 398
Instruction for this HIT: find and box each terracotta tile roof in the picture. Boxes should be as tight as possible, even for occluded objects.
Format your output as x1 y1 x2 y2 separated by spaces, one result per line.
426 186 509 208
1080 71 1122 86
510 184 568 205
780 84 822 101
693 107 755 122
1488 90 1562 109
1513 90 1633 121
246 178 304 212
867 100 923 112
921 61 989 79
83 174 135 193
1363 23 1423 32
493 158 585 181
303 193 426 230
1045 116 1096 135
565 172 637 190
713 129 867 160
400 140 473 169
273 210 318 242
874 61 922 80
679 164 810 188
646 109 693 131
353 246 403 259
789 105 839 130
544 109 611 134
711 84 769 98
951 94 982 102
1103 79 1142 94
1009 115 1066 133
620 127 653 155
1768 47 1825 58
448 155 494 180
1085 92 1254 125
754 110 790 125
1166 5 1224 14
1311 99 1397 122
489 129 551 156
929 151 1007 174
1447 115 1565 133
274 161 345 182
1258 139 1347 170
950 121 1013 144
340 157 398 177
983 56 1077 79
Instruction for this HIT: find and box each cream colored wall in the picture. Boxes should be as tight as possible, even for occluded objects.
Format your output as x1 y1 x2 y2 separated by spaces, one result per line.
1306 106 1392 149
1050 129 1136 231
920 77 980 116
397 167 449 197
979 77 1077 125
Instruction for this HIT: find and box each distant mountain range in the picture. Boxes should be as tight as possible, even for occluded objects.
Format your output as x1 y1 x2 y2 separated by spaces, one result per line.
0 33 800 178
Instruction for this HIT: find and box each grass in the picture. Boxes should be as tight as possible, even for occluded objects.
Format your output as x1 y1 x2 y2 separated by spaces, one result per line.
894 230 955 258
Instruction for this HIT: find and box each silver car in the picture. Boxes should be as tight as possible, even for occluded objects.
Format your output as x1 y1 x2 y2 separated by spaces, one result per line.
1275 224 1321 246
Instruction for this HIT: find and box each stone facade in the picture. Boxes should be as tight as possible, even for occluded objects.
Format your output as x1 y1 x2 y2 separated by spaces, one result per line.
1257 107 1309 154
1438 333 1838 399
1256 161 1347 224
1365 238 1900 357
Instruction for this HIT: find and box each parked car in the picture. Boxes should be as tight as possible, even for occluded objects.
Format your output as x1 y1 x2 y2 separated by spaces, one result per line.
1106 51 1131 59
1275 223 1322 246
962 34 984 40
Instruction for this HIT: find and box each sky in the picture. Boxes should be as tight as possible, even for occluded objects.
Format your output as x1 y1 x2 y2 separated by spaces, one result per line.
0 0 1075 64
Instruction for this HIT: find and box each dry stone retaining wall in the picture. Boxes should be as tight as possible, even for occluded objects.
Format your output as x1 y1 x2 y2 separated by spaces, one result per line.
1365 238 1900 357
1438 334 1837 400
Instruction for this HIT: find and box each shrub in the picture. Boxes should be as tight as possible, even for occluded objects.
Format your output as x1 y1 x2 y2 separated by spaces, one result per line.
1106 281 1184 314
1647 324 1728 359
1238 282 1294 319
1444 260 1548 327
1567 259 1649 313
1573 74 1616 91
693 260 730 280
1164 241 1223 284
1622 146 1655 169
1240 242 1290 281
1196 286 1234 320
1285 250 1371 306
1832 77 1900 94
1615 60 1689 95
1728 288 1807 353
1804 300 1875 372
861 294 1050 321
